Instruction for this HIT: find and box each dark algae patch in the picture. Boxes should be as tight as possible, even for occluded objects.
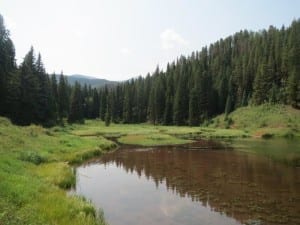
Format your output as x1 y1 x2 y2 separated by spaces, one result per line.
76 142 300 225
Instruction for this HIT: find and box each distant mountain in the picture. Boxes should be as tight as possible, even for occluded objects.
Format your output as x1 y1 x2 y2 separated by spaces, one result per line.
61 74 118 88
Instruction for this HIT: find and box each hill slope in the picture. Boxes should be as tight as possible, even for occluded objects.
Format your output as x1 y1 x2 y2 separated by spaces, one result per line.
209 104 300 138
65 74 117 88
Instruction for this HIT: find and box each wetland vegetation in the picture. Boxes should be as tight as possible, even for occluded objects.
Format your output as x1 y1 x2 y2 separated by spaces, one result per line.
0 103 299 225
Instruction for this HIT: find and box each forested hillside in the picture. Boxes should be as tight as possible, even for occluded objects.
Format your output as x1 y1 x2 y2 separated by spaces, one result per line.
0 13 299 126
64 74 117 88
101 20 300 125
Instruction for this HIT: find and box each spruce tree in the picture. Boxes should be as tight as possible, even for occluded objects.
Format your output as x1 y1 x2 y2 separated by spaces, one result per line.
18 47 39 125
5 70 20 122
0 15 16 116
91 89 100 118
35 54 57 125
123 82 132 123
173 63 189 125
188 87 199 126
50 74 58 106
100 86 108 121
58 73 69 120
287 20 300 108
105 93 111 126
287 70 300 108
68 82 84 123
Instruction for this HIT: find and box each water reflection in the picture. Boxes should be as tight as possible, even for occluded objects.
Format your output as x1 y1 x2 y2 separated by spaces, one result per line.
76 141 300 225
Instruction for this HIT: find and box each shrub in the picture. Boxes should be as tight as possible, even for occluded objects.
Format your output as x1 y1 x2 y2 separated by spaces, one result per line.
261 133 274 139
225 117 234 129
19 151 47 165
259 121 267 128
283 130 294 139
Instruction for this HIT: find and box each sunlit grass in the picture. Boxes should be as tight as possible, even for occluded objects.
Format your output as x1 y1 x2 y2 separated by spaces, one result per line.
210 104 300 138
33 162 76 189
118 133 192 146
0 117 112 225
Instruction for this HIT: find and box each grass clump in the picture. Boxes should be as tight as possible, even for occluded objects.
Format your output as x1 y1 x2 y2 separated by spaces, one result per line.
34 162 76 189
69 149 103 165
261 133 274 139
19 151 47 165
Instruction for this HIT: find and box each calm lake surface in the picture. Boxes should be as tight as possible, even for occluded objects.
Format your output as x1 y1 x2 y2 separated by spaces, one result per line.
75 140 300 225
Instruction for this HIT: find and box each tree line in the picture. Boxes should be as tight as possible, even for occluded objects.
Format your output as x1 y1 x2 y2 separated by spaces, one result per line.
100 19 300 125
0 14 299 126
0 15 100 126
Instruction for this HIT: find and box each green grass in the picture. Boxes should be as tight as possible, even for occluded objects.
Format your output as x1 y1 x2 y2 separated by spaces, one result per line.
118 133 192 146
0 115 255 225
209 104 300 138
69 120 249 145
0 117 113 225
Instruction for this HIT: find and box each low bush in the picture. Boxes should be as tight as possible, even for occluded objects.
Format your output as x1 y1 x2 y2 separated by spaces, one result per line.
20 151 47 165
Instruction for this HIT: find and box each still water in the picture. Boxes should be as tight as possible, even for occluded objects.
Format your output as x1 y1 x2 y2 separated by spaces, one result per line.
75 140 300 225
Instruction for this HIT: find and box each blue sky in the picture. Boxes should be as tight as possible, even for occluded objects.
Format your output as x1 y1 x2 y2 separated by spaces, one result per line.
1 0 299 80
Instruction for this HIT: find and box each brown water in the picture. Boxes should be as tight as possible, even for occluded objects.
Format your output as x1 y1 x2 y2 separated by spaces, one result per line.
75 140 300 225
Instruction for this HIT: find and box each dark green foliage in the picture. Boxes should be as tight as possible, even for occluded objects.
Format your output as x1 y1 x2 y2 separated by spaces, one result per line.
68 82 84 124
36 54 57 126
91 89 100 118
14 48 58 126
123 81 133 123
19 151 47 165
58 73 69 119
173 60 189 125
0 15 16 116
99 86 108 121
188 87 199 126
18 47 40 125
5 71 20 122
287 70 300 108
105 93 111 126
105 105 111 127
50 74 58 104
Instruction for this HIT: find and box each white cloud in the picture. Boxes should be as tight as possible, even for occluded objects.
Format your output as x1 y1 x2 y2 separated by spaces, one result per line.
120 47 131 55
160 29 189 50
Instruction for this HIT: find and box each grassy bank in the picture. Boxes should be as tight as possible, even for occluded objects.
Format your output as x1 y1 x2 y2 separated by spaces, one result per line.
71 120 249 145
207 104 300 166
209 104 300 138
0 117 115 225
0 104 299 224
0 116 248 224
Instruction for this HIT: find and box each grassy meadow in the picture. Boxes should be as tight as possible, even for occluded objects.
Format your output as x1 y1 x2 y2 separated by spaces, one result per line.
0 117 115 225
0 104 299 224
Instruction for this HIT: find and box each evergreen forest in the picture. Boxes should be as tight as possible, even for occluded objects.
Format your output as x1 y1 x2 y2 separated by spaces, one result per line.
0 14 299 126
